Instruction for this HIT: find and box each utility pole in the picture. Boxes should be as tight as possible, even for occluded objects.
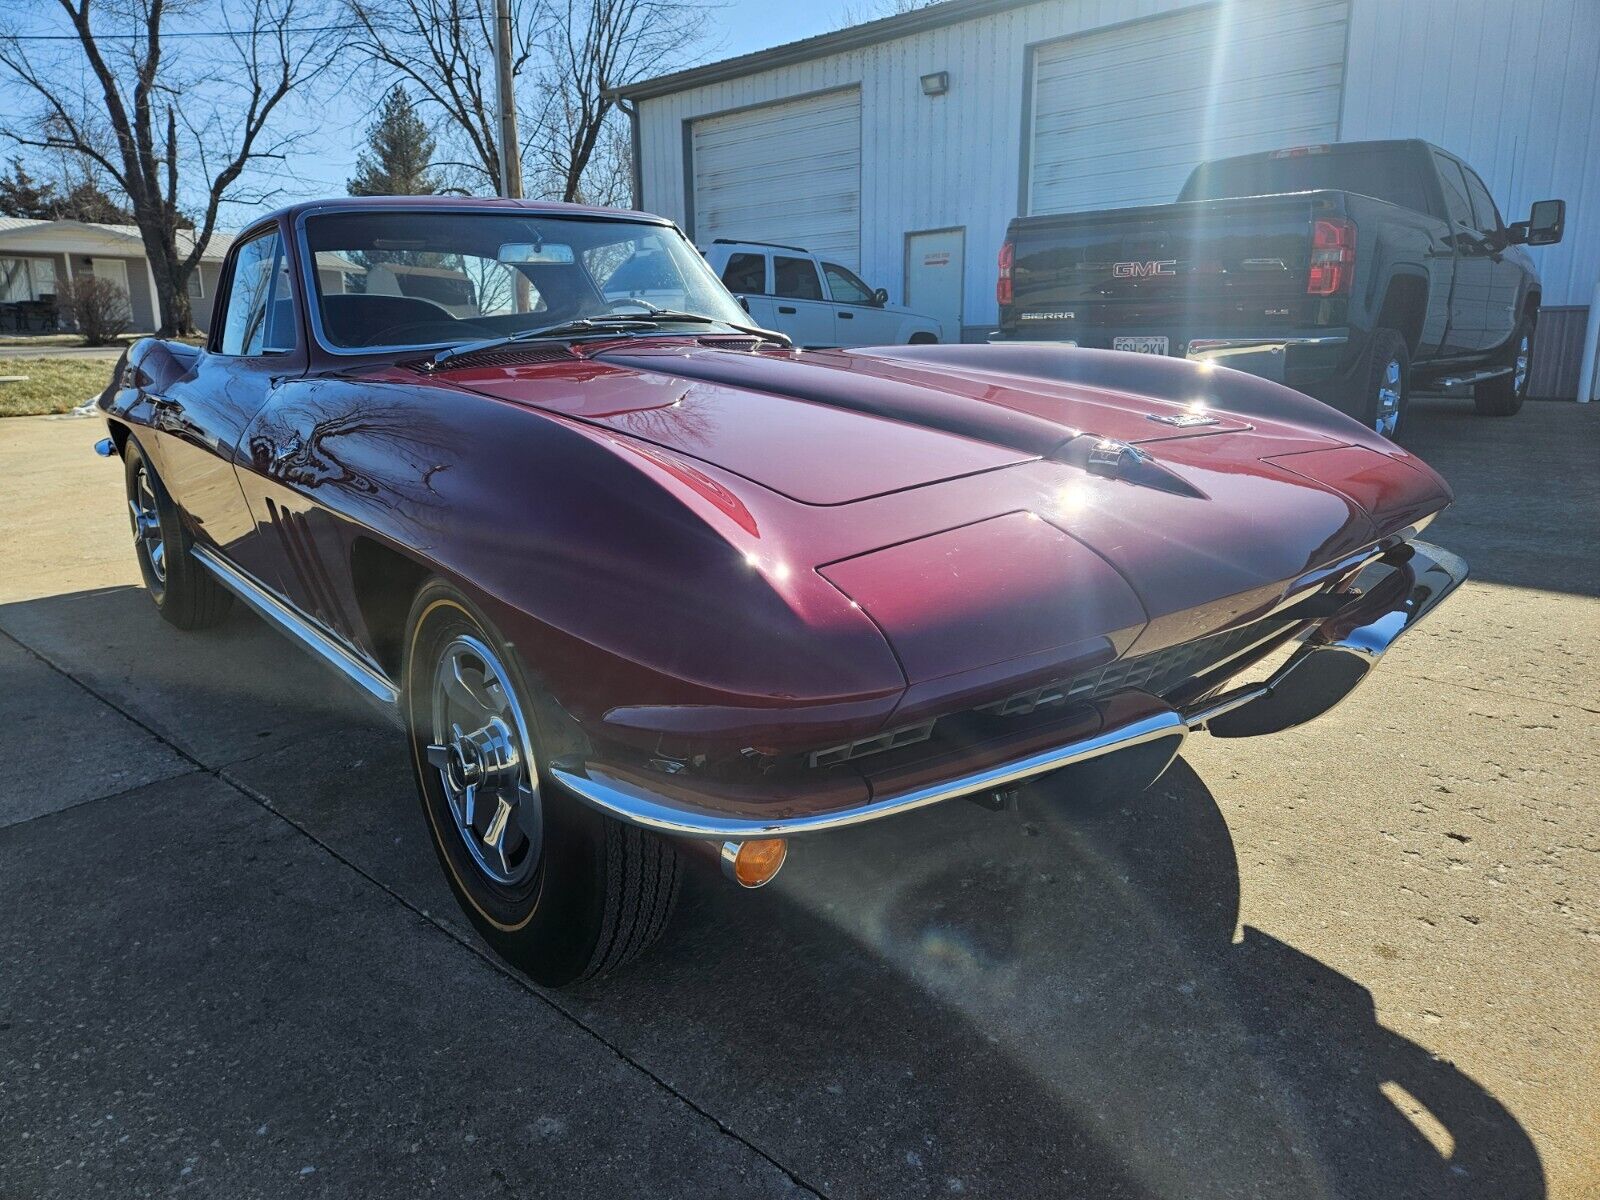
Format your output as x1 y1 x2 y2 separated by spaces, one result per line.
493 0 522 199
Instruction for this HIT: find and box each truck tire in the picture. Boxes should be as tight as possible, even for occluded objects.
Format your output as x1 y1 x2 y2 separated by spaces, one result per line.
1336 327 1409 439
123 437 234 630
1474 313 1534 417
403 582 681 987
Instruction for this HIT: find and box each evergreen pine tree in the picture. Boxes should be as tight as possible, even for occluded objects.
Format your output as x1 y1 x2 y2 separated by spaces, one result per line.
348 87 441 196
0 159 57 219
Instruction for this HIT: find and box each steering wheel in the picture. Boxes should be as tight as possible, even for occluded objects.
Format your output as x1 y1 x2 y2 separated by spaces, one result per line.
605 299 658 314
363 320 493 347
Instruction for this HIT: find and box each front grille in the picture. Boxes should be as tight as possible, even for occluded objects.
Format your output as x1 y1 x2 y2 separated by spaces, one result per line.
982 618 1293 717
797 616 1297 772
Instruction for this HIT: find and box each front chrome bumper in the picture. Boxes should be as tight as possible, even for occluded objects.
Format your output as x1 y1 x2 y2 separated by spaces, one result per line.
551 540 1468 842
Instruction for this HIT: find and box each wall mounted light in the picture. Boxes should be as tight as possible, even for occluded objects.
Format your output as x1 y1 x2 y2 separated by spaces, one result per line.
920 70 949 97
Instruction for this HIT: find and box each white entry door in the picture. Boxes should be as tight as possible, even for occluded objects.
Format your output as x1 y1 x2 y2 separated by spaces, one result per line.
905 229 964 344
92 258 132 310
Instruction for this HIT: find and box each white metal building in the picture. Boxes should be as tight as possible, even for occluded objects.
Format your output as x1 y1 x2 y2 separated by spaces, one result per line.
618 0 1599 396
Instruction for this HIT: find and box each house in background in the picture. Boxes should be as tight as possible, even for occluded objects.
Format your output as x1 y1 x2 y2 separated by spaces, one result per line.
0 217 233 334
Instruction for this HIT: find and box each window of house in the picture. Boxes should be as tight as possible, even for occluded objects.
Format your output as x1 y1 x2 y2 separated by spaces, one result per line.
773 256 823 300
219 230 293 355
0 256 57 302
720 253 766 294
822 262 875 305
186 270 205 301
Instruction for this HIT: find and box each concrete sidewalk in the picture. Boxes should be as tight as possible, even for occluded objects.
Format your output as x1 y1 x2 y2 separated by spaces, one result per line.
0 399 1595 1198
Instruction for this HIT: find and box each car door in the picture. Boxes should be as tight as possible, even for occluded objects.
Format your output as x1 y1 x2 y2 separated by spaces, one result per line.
1432 152 1490 355
1459 162 1523 352
822 261 886 345
142 223 301 582
771 255 837 347
717 250 778 329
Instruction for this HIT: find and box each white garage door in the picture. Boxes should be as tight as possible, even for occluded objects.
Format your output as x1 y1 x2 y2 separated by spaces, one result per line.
1028 0 1349 215
691 88 861 268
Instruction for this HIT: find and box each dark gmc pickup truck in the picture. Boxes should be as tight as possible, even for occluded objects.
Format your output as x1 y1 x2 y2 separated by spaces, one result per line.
995 140 1565 437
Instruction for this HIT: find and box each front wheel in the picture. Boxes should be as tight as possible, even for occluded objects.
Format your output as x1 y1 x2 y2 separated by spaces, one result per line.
1474 313 1534 416
123 437 232 630
402 583 680 987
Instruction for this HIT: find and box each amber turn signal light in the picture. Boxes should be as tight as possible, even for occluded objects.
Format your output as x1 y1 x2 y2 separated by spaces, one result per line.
720 838 788 888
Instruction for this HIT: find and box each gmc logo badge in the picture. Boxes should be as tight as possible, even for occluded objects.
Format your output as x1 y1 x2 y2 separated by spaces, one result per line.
1112 260 1178 278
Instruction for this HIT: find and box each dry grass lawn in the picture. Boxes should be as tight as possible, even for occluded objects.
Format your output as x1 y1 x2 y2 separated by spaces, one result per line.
0 357 117 418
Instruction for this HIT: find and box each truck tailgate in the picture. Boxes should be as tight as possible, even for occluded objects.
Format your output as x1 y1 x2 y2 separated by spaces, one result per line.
1008 193 1335 333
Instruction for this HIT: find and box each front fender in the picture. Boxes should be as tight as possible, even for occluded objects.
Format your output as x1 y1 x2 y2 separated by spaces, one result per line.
244 374 907 750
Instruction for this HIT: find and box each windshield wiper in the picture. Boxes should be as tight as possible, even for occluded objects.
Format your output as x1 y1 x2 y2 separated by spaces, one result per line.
615 303 791 347
426 308 790 369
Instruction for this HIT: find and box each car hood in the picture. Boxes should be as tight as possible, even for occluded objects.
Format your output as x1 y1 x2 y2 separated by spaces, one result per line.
448 339 1369 502
439 340 1450 698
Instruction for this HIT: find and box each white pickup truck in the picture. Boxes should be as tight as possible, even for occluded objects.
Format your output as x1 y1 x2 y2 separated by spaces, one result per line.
701 240 943 348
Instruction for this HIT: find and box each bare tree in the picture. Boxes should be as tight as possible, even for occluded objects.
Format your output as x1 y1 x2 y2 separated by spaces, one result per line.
525 0 708 204
344 0 545 193
0 0 347 335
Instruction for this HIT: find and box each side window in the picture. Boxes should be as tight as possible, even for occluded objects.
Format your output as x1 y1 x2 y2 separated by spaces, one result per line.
823 262 874 304
773 255 823 301
720 252 766 294
1460 166 1503 234
1432 153 1474 227
220 230 293 355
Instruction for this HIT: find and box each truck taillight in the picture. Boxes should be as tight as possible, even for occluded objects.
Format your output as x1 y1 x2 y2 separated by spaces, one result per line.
1308 217 1355 296
997 240 1015 306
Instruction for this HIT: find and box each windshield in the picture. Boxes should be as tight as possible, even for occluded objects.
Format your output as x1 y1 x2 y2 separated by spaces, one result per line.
1178 147 1428 212
302 209 753 351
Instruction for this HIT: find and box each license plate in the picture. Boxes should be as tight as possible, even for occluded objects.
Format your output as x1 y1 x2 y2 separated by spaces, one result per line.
1113 336 1169 355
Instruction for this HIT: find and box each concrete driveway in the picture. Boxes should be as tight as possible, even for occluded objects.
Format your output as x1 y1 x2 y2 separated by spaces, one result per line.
1 398 1595 1199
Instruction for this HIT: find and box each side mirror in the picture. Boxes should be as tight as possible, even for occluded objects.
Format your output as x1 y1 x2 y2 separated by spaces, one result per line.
1510 199 1564 246
738 295 750 313
872 287 889 307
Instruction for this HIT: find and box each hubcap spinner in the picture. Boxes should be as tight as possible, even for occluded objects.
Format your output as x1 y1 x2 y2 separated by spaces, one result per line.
426 634 542 887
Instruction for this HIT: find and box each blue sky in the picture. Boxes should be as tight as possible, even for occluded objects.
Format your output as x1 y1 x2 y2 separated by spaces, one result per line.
3 1 866 224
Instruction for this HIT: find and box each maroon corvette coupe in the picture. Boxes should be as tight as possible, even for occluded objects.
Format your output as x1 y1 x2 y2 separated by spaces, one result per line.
96 198 1466 985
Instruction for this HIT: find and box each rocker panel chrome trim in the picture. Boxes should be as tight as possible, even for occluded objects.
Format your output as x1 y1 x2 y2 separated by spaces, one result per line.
191 544 401 717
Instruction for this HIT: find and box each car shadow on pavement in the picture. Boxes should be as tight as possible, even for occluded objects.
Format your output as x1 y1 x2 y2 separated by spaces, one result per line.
0 584 1550 1200
578 757 1548 1199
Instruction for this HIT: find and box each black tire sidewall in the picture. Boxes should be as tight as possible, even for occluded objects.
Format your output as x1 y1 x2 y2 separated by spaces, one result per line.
123 439 170 606
1475 314 1533 415
1357 328 1409 438
402 582 612 987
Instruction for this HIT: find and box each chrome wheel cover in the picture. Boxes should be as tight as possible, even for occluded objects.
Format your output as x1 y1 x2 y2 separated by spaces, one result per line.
425 634 542 886
130 466 166 583
1374 357 1403 437
1514 332 1530 394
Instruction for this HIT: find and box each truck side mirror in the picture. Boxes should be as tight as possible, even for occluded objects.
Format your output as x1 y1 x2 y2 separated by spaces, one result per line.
738 295 750 312
1510 199 1564 246
872 287 888 307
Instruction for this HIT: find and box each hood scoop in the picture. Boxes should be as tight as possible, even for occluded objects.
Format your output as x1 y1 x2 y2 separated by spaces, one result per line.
1056 435 1206 498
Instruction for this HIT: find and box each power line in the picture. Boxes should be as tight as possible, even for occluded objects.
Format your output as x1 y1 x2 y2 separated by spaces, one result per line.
3 23 363 41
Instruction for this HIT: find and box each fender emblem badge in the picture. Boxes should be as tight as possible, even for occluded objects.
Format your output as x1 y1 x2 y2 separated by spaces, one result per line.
1146 412 1220 428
